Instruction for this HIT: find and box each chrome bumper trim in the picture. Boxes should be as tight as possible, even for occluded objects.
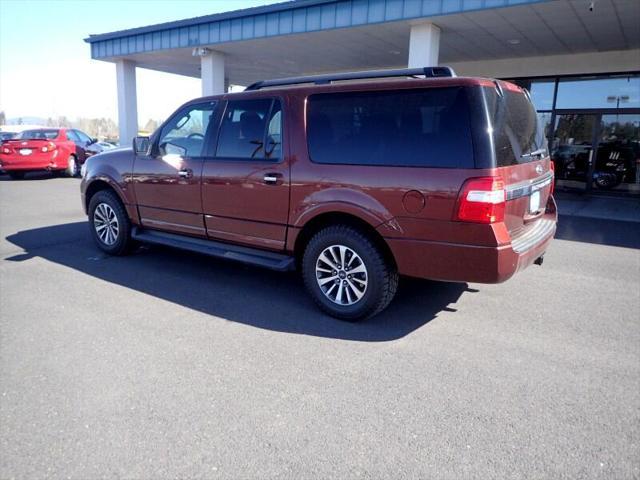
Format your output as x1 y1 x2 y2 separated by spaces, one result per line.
506 172 553 201
511 218 555 253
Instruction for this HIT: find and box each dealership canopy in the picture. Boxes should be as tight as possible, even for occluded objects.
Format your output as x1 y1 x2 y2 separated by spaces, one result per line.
85 0 640 145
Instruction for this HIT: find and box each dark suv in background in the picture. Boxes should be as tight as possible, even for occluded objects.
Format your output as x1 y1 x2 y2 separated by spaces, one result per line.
81 67 556 320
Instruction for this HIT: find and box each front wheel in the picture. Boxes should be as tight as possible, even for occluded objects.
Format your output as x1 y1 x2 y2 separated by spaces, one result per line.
302 225 398 321
88 190 133 255
594 172 621 190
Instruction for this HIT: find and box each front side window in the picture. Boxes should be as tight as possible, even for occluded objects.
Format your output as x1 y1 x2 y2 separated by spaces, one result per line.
158 101 217 157
216 99 282 160
74 130 92 144
65 130 80 142
306 88 473 168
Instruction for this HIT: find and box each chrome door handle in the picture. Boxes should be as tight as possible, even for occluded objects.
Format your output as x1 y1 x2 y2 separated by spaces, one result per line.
178 169 193 179
264 173 281 185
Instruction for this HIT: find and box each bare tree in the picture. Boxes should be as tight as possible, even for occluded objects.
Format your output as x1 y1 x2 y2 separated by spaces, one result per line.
143 118 159 134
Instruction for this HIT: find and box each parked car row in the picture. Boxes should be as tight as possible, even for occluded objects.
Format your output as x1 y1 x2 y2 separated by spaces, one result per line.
0 128 106 179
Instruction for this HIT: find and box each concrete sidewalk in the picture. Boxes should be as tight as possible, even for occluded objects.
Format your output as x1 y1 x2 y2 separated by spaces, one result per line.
555 191 640 223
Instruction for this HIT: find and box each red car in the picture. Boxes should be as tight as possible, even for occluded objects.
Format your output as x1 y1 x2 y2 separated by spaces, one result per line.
0 128 102 179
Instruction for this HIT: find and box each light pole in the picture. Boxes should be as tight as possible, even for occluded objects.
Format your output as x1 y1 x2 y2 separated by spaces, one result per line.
607 95 630 109
606 95 630 125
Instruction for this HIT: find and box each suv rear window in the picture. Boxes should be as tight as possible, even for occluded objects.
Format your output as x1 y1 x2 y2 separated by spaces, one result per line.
486 87 548 167
18 129 59 140
307 88 473 168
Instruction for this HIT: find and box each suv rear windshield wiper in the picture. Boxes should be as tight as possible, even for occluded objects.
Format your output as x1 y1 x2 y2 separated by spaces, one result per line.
521 148 546 159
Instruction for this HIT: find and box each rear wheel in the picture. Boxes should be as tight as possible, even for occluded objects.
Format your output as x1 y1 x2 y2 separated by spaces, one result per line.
302 225 398 321
8 171 25 180
66 155 78 177
88 190 133 255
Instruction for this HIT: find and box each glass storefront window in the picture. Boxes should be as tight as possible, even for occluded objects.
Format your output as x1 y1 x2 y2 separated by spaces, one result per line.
537 111 553 140
556 75 640 109
504 73 639 195
530 81 555 111
597 114 640 191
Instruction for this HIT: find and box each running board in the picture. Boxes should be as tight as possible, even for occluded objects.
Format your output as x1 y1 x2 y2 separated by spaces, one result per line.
131 228 295 272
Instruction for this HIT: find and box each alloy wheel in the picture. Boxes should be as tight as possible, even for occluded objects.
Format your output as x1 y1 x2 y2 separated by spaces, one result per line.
315 244 368 306
93 202 119 245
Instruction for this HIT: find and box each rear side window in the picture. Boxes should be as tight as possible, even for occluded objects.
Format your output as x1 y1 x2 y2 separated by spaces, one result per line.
216 98 282 160
486 87 548 166
306 88 473 168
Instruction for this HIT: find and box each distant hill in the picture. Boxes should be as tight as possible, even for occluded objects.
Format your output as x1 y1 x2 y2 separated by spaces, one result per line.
6 117 48 126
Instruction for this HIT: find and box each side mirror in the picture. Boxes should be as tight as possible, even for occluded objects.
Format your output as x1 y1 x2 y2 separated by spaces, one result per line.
133 136 150 155
90 137 98 145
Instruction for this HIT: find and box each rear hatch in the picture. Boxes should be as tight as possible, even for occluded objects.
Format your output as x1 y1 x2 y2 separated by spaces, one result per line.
485 82 553 239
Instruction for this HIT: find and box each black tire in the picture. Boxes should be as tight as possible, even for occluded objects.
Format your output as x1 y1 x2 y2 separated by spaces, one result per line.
8 171 25 180
594 172 621 190
88 190 133 256
302 225 398 321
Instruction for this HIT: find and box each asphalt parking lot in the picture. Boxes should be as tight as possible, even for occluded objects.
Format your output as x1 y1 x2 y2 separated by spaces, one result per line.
1 173 639 479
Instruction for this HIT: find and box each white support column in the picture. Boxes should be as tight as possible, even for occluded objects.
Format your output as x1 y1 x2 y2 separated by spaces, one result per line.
115 59 138 147
408 22 441 68
200 50 225 96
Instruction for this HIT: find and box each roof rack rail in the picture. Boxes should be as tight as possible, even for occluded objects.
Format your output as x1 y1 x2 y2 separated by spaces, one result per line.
244 66 456 91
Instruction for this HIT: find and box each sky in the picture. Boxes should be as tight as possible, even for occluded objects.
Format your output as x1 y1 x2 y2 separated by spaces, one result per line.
0 0 280 124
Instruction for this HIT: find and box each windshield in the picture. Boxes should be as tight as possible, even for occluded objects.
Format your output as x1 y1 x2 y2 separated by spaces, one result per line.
17 129 59 140
486 87 548 166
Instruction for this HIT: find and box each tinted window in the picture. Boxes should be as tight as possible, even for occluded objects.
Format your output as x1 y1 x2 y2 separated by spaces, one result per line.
66 130 80 142
74 130 92 144
486 87 548 166
0 132 16 140
216 99 281 160
158 101 217 157
265 104 282 159
306 88 473 168
18 129 59 140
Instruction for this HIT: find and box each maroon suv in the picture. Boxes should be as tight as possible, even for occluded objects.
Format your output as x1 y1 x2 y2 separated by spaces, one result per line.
80 67 556 320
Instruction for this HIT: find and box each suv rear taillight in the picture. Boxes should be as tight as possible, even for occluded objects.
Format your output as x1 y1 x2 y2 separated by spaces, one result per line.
456 177 506 224
549 161 555 195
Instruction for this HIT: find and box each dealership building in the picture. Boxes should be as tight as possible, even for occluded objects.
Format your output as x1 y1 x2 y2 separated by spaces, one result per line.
85 0 640 194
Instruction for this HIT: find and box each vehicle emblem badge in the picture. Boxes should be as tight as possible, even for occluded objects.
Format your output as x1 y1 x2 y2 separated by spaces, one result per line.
536 165 543 174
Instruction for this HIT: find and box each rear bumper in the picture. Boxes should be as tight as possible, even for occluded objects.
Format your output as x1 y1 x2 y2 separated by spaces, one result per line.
0 154 62 171
386 198 558 284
